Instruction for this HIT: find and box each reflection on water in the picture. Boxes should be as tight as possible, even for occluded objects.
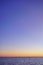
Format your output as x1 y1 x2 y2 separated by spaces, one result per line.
0 57 43 65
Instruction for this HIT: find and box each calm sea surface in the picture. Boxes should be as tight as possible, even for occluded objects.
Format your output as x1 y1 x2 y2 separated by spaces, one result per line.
0 57 43 65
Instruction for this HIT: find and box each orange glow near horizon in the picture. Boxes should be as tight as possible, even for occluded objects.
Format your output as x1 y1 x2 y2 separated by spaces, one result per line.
0 50 43 57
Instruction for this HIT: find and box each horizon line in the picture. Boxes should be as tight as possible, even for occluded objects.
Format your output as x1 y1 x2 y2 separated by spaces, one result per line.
0 56 43 58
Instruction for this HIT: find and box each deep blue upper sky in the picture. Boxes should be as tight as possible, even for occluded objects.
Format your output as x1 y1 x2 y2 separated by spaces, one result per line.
0 0 43 56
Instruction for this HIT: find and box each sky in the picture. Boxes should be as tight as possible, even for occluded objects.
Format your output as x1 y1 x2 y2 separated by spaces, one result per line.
0 0 43 57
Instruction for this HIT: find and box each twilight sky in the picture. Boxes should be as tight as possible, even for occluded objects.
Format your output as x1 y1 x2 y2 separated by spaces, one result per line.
0 0 43 57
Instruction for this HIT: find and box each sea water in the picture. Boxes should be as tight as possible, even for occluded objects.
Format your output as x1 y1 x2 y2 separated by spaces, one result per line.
0 57 43 65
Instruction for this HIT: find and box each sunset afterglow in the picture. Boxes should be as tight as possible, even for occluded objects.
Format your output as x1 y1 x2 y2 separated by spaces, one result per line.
0 0 43 57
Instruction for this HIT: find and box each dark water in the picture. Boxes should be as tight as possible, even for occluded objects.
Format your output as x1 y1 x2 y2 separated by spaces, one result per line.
0 57 43 65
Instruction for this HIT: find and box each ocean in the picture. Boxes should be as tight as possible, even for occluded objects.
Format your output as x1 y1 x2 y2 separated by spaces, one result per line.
0 57 43 65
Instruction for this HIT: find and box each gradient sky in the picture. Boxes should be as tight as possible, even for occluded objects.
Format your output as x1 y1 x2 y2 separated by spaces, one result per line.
0 0 43 57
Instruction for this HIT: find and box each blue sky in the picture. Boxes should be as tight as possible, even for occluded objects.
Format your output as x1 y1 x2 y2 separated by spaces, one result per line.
0 0 43 56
